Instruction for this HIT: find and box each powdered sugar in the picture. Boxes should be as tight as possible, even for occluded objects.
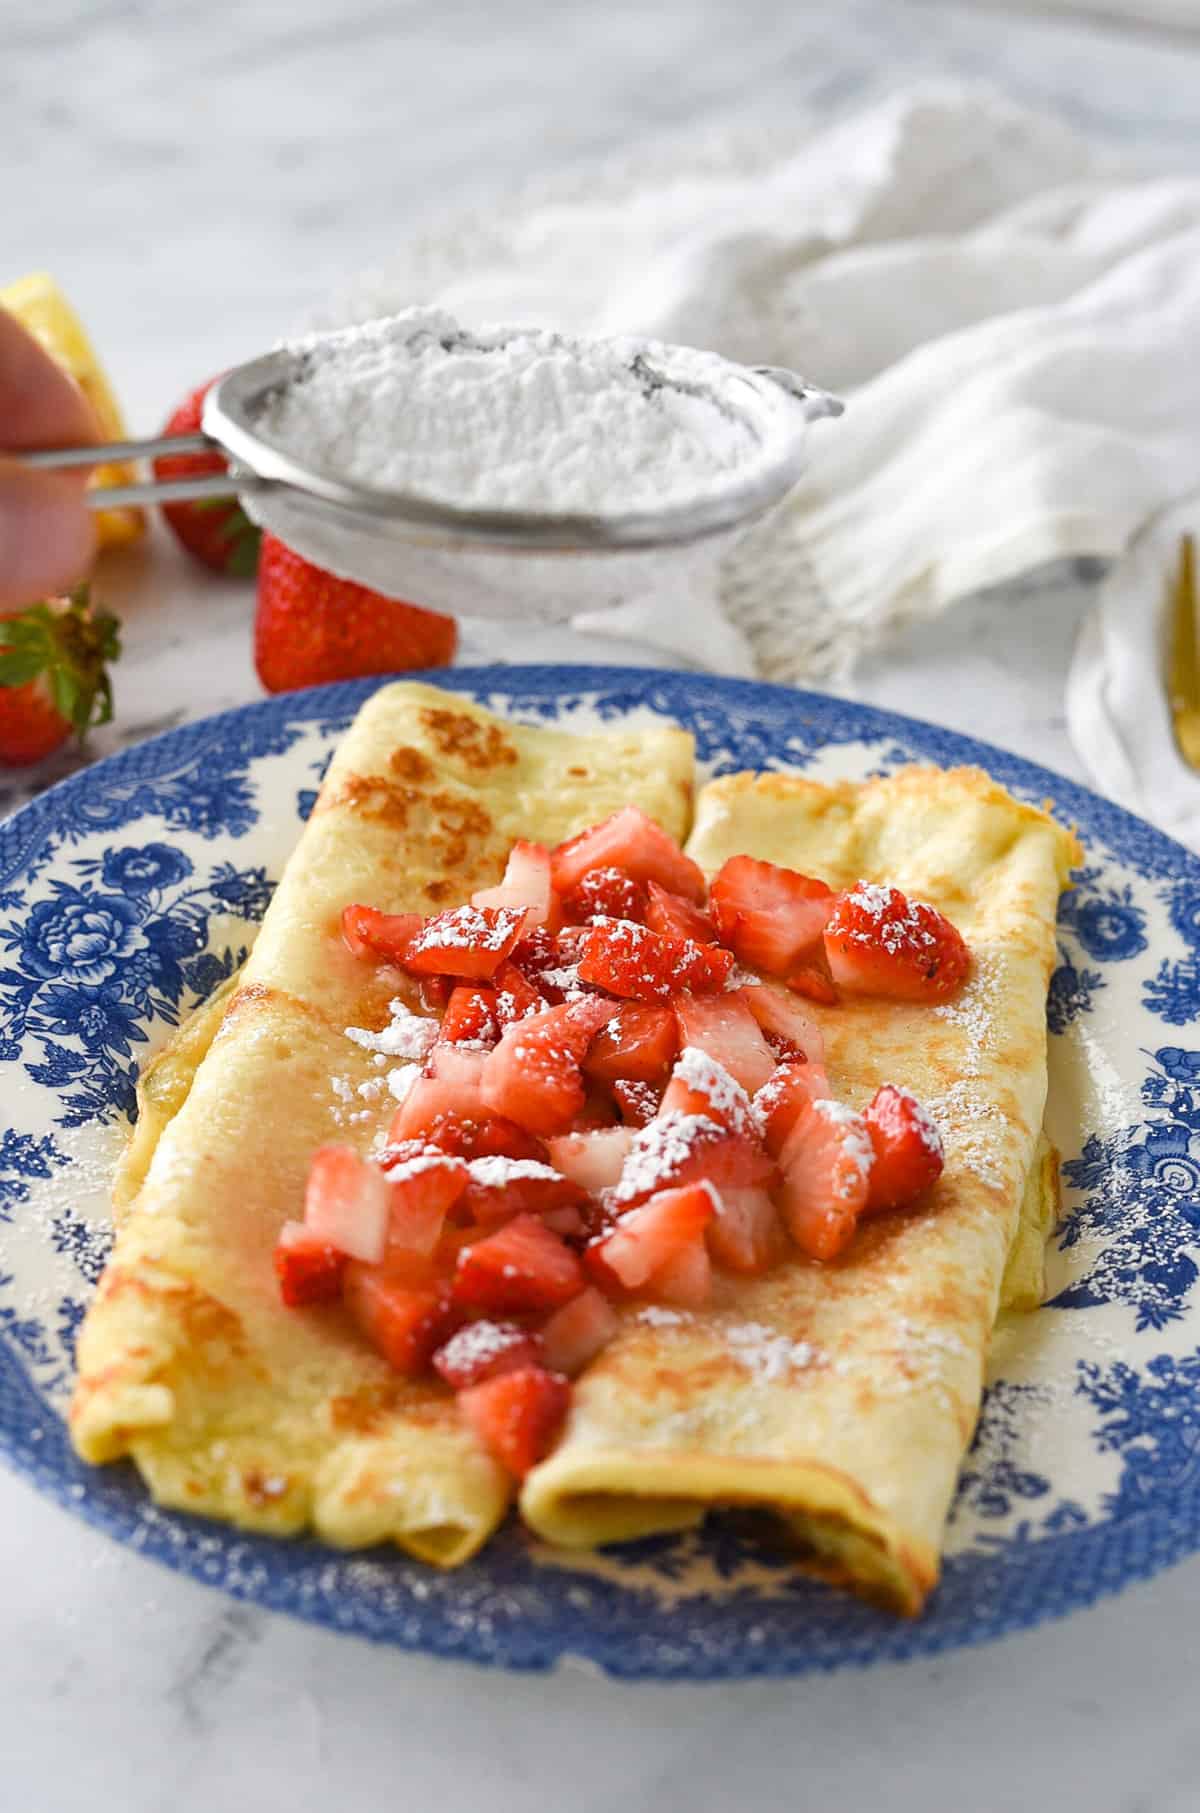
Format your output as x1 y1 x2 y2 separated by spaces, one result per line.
257 307 765 516
466 1156 564 1187
406 904 524 954
673 1046 752 1130
386 1064 420 1103
385 1152 458 1183
723 1321 822 1384
636 1306 693 1328
811 1098 875 1191
344 998 438 1061
844 880 937 955
612 1111 718 1204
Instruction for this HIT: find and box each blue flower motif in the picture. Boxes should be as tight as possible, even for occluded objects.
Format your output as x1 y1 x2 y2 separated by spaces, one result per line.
1070 893 1148 963
1155 1046 1200 1082
1046 953 1104 1035
35 983 148 1057
1144 955 1200 1026
101 842 192 895
1168 880 1200 950
18 893 147 985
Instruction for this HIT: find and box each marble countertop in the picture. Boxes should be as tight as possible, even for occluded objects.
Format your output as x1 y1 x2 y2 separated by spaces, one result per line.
6 4 1200 1809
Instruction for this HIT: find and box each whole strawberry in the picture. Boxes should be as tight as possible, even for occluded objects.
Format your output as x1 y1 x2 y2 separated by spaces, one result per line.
153 375 260 576
254 533 457 693
0 588 121 766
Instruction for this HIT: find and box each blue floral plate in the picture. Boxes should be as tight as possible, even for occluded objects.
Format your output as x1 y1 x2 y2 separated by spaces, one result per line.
3 665 1199 1678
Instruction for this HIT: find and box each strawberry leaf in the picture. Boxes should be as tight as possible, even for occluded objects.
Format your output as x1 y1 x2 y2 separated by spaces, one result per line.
0 587 120 741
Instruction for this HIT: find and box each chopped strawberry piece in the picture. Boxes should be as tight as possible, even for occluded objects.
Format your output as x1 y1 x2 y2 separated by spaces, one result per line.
432 1318 544 1389
560 864 647 926
752 1061 832 1156
823 882 970 1003
644 879 717 945
508 925 558 982
611 1109 775 1211
660 1046 756 1136
459 1156 590 1228
551 806 706 903
386 1149 469 1256
472 840 555 929
673 990 776 1094
491 960 544 1024
418 975 452 1012
572 1086 620 1130
540 1286 619 1375
341 904 423 965
786 963 840 1006
391 1043 489 1140
458 1364 570 1479
479 997 611 1135
584 1001 678 1087
343 1263 461 1374
453 1213 585 1313
778 1098 874 1261
421 1113 549 1164
303 1146 391 1263
709 855 834 977
587 1181 716 1292
577 918 733 1002
273 1220 346 1306
613 1078 661 1127
653 1240 713 1307
743 979 826 1065
402 904 528 980
706 1185 782 1274
863 1084 945 1212
546 1127 635 1191
440 984 499 1045
542 1202 589 1240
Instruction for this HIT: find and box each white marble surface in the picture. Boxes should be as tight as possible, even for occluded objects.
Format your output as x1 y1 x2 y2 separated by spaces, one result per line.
6 4 1200 1810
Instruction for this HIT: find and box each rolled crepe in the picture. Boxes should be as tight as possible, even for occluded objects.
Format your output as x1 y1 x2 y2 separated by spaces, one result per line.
70 682 694 1565
521 766 1079 1611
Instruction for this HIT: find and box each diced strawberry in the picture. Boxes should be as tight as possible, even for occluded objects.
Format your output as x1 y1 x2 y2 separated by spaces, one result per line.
540 1286 619 1375
303 1146 391 1263
709 855 834 976
786 963 840 1006
491 960 544 1024
660 1047 756 1136
386 1150 469 1256
572 1087 620 1130
341 904 423 965
459 1157 590 1228
391 1044 489 1140
705 1185 782 1274
673 990 776 1094
652 1240 713 1307
402 904 528 980
613 1079 661 1127
587 1182 716 1292
440 984 499 1045
560 865 647 926
479 997 611 1135
863 1084 945 1212
453 1213 585 1313
584 1001 678 1087
542 1202 589 1240
458 1364 571 1479
743 980 826 1065
421 1113 549 1164
752 1061 832 1156
343 1263 461 1374
546 1127 635 1192
273 1220 346 1306
508 925 558 983
432 1318 544 1389
611 1110 775 1212
418 975 452 1012
577 918 733 1003
551 806 706 903
778 1099 874 1261
644 879 717 945
823 882 970 1003
472 840 554 928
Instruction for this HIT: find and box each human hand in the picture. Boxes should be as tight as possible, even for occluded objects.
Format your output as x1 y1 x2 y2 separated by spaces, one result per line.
0 306 100 610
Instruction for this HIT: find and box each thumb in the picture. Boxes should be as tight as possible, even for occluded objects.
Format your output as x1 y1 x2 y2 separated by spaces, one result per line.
0 458 97 611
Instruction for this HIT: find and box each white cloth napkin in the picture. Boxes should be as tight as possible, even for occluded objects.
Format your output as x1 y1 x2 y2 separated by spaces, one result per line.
324 81 1200 729
1066 496 1200 847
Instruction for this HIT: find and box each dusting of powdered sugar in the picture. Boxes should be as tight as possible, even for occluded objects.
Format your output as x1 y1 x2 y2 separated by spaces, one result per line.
344 998 438 1061
611 1111 719 1204
256 307 766 515
843 881 937 955
386 1064 420 1103
465 1156 564 1187
672 1046 753 1131
920 1080 1010 1190
723 1321 823 1384
811 1099 875 1194
636 1306 693 1329
931 948 1000 1079
406 904 525 955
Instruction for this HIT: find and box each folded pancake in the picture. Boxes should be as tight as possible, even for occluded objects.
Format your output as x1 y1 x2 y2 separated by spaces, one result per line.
70 681 694 1564
521 766 1079 1611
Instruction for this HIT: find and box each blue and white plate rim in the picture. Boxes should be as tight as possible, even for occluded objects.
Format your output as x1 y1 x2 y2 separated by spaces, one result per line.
2 662 1199 1680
